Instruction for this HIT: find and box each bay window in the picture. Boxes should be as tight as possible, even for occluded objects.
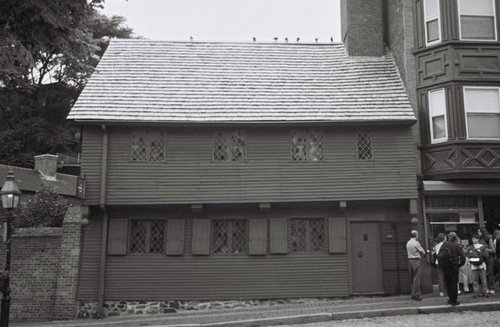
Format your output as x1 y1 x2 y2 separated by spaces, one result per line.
459 0 496 40
464 87 500 139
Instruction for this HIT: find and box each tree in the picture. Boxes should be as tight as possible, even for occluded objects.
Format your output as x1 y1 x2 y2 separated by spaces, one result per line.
14 185 70 227
0 0 133 167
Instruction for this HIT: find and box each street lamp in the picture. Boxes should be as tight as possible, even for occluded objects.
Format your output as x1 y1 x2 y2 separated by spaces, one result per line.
0 170 21 327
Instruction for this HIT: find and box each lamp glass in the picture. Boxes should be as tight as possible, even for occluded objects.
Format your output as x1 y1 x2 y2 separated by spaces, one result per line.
2 193 20 209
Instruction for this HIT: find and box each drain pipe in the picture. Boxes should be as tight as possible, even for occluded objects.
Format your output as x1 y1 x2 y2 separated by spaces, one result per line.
97 124 109 317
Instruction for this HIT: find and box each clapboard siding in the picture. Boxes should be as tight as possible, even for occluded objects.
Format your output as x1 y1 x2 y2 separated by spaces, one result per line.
77 202 411 300
82 125 417 205
77 215 103 300
81 127 102 206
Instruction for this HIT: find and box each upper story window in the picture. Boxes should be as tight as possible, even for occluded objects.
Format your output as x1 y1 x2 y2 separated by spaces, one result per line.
357 131 373 160
424 0 441 45
289 218 325 253
212 219 247 254
428 88 448 143
213 131 246 162
464 86 500 139
131 131 166 162
458 0 497 40
291 130 324 161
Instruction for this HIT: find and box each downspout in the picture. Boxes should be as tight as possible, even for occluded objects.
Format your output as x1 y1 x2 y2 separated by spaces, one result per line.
97 124 109 316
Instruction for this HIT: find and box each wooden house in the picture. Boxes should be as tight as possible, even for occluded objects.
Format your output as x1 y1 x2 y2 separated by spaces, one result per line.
67 38 418 306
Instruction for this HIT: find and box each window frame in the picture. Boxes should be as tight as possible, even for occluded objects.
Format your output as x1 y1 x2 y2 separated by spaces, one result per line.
458 0 497 41
428 88 448 143
289 218 326 253
424 0 442 46
130 131 167 163
211 219 248 255
128 219 166 255
463 86 500 140
212 131 247 162
357 130 374 160
290 130 325 162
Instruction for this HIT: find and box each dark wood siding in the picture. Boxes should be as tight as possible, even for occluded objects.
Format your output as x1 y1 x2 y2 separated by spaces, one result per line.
81 126 102 206
77 214 103 300
82 125 417 205
77 201 412 300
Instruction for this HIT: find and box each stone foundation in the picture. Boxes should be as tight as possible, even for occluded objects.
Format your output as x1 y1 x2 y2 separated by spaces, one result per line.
77 298 311 318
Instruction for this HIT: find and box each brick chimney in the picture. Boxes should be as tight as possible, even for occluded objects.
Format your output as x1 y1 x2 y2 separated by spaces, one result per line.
340 0 384 57
34 154 58 178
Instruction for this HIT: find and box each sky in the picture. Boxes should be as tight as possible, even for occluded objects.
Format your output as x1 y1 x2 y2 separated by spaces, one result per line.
101 0 341 43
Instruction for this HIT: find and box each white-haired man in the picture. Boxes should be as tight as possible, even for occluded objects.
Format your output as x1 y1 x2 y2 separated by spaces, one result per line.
406 230 426 301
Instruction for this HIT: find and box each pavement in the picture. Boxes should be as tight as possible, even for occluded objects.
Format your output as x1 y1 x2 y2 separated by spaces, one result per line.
10 292 500 327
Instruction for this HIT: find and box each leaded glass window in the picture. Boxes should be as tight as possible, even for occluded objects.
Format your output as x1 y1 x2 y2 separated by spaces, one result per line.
290 219 325 252
212 219 247 254
291 131 324 161
129 220 165 254
131 131 166 162
213 131 246 162
357 131 373 160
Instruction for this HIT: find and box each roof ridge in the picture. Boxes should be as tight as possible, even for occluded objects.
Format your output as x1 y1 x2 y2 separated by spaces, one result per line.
110 38 344 46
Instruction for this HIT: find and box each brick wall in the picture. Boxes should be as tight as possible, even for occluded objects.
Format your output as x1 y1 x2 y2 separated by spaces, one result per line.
341 0 384 56
0 206 84 321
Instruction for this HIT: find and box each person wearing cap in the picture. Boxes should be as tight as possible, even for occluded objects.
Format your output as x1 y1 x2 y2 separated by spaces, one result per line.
406 230 426 301
437 232 466 306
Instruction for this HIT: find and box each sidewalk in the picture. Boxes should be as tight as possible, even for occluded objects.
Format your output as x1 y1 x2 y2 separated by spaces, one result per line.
11 293 500 327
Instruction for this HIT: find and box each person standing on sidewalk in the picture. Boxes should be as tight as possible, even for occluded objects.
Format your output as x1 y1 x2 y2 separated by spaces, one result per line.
437 232 466 306
466 234 490 298
433 233 447 297
406 230 426 301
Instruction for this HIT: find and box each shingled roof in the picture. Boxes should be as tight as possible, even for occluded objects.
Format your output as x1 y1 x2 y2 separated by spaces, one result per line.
68 39 415 123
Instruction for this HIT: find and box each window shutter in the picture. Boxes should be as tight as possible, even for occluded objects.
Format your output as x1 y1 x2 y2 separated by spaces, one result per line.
249 219 267 255
107 219 128 255
270 218 288 254
166 219 185 255
328 218 347 253
192 219 210 255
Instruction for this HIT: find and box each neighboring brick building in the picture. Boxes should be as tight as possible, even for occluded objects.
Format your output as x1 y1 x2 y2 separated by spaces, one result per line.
383 0 500 247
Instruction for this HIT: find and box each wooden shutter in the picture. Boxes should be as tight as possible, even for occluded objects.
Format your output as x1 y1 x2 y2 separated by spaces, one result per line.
166 219 185 255
328 218 347 253
107 219 128 255
192 219 210 255
270 218 288 254
249 219 267 255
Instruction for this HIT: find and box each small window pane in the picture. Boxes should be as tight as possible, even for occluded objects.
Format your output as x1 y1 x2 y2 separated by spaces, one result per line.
357 131 373 160
467 113 500 138
425 0 439 19
427 20 440 42
149 221 165 253
460 0 494 16
291 131 324 161
465 88 500 113
130 221 147 253
432 116 446 139
460 16 495 40
212 219 247 254
213 131 246 162
290 220 308 252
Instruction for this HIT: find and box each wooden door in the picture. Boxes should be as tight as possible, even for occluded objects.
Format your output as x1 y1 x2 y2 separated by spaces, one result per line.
351 222 384 294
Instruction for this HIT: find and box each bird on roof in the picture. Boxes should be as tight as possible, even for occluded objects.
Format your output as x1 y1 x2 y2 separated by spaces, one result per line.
285 37 288 42
190 36 193 41
274 37 278 41
253 37 256 42
296 37 300 42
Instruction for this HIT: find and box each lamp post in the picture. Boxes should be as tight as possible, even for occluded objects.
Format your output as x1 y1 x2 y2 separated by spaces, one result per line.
0 171 21 327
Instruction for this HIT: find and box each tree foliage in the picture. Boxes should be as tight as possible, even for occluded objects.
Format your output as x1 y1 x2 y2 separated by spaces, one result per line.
0 0 133 167
14 185 70 228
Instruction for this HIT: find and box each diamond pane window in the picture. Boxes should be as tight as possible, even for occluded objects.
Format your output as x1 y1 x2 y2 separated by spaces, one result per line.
357 131 373 160
212 219 247 254
291 131 324 161
131 131 166 162
129 220 165 254
290 219 325 252
213 131 246 162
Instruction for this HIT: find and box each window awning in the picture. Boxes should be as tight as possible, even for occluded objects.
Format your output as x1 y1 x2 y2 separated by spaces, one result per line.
423 181 500 195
